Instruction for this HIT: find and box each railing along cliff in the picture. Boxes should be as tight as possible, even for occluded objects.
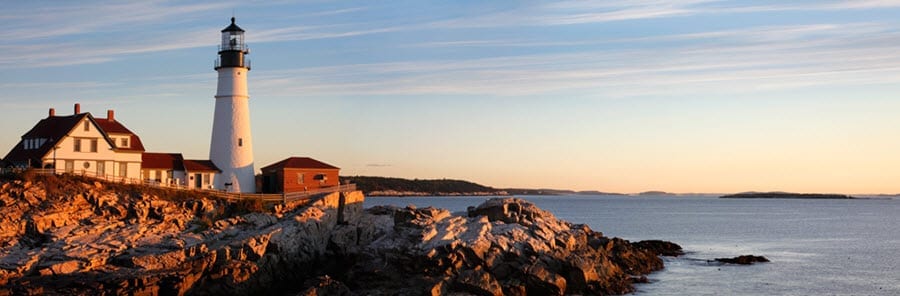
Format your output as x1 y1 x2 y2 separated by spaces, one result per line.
0 168 356 204
207 184 357 204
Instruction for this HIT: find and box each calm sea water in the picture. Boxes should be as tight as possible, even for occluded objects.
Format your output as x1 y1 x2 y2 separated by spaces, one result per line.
366 195 900 295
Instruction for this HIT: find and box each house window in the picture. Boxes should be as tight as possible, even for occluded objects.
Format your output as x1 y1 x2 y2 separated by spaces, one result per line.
65 160 74 173
119 163 128 177
203 174 211 185
297 173 305 184
90 139 98 152
74 139 82 152
84 121 90 131
121 138 129 147
97 162 105 176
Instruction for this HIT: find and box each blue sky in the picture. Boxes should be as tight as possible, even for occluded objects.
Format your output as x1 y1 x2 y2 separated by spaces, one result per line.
4 1 900 193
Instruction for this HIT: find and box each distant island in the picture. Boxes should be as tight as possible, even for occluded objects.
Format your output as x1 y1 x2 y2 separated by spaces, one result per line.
637 191 677 196
339 176 625 196
340 176 508 196
720 192 855 199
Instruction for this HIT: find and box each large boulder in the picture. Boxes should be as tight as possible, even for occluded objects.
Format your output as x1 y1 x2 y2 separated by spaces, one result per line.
344 198 677 295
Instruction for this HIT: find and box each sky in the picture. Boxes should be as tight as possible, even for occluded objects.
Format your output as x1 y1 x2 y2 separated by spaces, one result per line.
3 1 900 194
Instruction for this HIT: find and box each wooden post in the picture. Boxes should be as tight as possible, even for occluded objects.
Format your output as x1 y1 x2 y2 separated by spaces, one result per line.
336 192 346 224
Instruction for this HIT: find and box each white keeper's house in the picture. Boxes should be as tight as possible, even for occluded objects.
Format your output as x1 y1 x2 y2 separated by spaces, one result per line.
2 104 144 180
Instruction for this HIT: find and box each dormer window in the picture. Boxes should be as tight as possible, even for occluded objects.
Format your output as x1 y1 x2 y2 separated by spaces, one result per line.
121 138 129 148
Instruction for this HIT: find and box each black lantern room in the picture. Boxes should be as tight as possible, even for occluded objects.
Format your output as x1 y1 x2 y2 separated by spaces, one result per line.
216 17 250 70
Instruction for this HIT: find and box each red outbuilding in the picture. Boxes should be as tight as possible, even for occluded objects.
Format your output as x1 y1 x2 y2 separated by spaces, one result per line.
259 157 340 193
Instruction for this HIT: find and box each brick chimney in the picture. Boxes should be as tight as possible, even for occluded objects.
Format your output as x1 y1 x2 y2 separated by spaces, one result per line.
107 109 115 121
49 108 55 117
74 103 81 114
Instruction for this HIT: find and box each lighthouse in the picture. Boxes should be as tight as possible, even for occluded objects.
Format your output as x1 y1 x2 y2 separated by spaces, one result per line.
210 17 255 193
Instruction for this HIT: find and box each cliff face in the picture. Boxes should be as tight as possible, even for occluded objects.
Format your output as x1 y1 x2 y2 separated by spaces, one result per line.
0 174 677 295
0 174 366 295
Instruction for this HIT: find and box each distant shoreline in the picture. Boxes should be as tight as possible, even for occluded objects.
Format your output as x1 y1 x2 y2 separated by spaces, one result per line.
366 190 510 197
720 192 855 199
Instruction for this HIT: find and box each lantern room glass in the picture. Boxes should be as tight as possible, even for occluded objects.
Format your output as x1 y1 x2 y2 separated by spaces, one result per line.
221 31 245 51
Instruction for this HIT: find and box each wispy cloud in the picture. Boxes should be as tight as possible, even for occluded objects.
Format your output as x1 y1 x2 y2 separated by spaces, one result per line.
0 1 236 41
0 28 215 68
252 22 900 98
428 0 900 29
0 2 399 68
253 24 403 43
0 1 241 68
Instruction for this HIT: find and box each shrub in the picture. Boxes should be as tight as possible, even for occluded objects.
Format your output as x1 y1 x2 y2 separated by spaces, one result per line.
234 198 265 214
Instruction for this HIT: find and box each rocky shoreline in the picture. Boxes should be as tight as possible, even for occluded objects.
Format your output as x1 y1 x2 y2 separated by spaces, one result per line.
0 174 682 295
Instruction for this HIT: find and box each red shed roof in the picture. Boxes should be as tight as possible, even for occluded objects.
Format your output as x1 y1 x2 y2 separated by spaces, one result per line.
184 159 221 172
142 153 184 170
260 157 339 172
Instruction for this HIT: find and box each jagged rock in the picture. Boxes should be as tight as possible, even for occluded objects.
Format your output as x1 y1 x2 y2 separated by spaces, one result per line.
523 263 567 295
454 267 503 296
714 255 770 265
297 275 351 296
345 198 673 295
633 239 685 257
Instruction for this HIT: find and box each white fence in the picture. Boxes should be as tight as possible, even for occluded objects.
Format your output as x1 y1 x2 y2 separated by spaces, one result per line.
0 168 356 204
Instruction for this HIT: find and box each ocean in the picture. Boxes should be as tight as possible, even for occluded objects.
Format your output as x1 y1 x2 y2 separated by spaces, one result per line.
366 195 900 295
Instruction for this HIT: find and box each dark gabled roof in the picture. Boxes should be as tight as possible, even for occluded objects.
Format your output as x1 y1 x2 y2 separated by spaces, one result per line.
221 17 244 32
94 116 145 152
142 153 184 170
260 157 339 172
184 159 221 172
3 111 146 167
3 114 89 166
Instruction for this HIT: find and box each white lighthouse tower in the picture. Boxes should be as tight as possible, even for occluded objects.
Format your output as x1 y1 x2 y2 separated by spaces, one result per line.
210 17 255 193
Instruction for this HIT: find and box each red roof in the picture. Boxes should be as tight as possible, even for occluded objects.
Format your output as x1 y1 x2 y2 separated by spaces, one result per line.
95 117 145 152
141 153 220 172
260 157 339 172
142 153 184 170
184 159 220 172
